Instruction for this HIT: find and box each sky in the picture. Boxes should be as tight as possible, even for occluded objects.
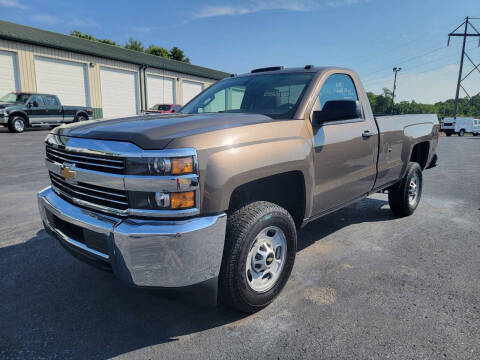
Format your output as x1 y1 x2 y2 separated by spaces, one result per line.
1 0 479 104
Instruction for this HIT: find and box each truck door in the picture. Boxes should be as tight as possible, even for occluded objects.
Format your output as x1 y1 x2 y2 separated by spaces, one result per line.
310 73 378 215
44 95 63 123
26 95 47 124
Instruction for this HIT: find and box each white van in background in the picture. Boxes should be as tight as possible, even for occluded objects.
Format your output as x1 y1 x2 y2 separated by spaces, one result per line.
441 117 480 136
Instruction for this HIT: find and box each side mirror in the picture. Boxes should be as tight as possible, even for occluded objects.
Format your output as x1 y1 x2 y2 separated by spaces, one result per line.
312 100 362 125
27 102 32 108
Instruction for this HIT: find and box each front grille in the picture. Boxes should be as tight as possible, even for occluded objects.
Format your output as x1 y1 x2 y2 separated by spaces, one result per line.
49 171 128 211
46 145 125 174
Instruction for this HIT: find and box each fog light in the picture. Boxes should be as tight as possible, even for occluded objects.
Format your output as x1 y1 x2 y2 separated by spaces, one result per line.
171 191 195 209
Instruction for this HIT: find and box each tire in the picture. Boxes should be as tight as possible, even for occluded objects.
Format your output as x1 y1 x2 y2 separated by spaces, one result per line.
473 133 478 136
219 201 297 313
8 116 26 133
75 115 87 122
388 162 423 217
458 129 465 136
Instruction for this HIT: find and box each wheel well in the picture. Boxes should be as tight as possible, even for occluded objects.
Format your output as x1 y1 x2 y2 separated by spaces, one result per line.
410 141 429 170
76 111 87 119
9 112 27 121
228 171 306 228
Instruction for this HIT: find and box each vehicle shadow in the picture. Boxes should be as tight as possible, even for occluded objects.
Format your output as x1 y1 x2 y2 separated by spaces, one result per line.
0 197 392 359
297 197 393 251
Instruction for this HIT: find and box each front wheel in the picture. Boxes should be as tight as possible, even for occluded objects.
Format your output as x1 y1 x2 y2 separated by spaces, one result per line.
8 116 26 133
388 162 423 217
458 129 465 136
219 201 297 313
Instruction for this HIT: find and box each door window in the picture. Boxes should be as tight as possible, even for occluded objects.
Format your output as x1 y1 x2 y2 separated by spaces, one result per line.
30 95 45 106
313 73 359 111
44 95 60 108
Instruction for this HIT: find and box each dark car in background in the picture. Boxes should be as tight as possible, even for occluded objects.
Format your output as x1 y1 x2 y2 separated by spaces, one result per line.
0 92 93 133
144 104 181 114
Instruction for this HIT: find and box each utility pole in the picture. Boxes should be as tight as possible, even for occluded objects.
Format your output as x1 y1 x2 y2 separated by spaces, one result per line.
391 67 401 114
448 17 480 119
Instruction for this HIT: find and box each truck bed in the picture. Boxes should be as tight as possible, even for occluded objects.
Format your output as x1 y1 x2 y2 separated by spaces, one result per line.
374 114 438 189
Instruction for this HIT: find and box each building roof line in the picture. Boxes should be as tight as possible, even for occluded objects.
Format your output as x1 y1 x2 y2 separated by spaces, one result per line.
0 20 231 80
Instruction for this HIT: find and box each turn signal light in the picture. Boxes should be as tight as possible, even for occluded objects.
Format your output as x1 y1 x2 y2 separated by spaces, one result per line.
171 191 195 209
171 157 194 174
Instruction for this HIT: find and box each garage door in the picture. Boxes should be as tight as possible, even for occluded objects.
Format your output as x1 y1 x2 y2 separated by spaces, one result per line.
35 57 88 106
147 75 175 108
0 50 19 97
100 67 139 118
182 80 203 105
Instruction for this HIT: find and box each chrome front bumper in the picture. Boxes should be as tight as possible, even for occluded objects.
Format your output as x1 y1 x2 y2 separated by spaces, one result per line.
38 186 227 288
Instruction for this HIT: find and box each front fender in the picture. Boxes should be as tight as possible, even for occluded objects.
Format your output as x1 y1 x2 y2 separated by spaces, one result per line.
201 137 314 216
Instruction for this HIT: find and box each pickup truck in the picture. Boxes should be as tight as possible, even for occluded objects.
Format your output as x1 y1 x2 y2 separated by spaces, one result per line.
37 66 439 313
0 92 93 133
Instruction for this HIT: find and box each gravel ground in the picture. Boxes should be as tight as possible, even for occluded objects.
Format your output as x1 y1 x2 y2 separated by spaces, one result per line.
0 127 479 360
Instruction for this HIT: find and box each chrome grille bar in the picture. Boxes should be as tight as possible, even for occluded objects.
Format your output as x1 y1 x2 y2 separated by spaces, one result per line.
49 172 128 210
46 145 125 174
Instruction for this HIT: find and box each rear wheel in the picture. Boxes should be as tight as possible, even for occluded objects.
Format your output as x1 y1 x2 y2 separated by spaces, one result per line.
75 115 87 122
388 162 423 217
219 201 296 313
8 116 26 133
473 133 478 136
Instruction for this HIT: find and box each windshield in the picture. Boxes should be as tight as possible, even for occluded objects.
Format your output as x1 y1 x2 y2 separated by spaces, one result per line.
180 73 314 119
0 93 31 103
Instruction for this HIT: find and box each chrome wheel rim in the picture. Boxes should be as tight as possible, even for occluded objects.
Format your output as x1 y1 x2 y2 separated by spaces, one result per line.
245 226 287 293
14 119 24 132
408 173 420 206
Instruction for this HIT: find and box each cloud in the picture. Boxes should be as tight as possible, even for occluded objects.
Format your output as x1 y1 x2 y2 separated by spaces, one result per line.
30 14 99 28
191 0 370 19
0 0 29 9
191 0 315 20
131 26 154 33
30 14 62 25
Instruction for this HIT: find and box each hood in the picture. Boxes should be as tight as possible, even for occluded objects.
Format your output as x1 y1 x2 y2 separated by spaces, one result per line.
0 102 16 109
54 113 276 149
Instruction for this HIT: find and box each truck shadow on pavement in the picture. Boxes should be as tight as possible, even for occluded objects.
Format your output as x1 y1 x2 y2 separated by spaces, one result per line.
1 197 392 359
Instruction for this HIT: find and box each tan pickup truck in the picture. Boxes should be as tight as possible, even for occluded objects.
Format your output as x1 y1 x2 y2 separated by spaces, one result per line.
38 65 439 312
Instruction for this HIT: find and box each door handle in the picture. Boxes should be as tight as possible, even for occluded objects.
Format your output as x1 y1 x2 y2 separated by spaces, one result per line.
362 130 373 138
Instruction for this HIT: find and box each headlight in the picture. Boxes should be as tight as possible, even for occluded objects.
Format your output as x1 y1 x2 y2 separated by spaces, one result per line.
128 191 195 209
126 156 194 175
1 109 7 116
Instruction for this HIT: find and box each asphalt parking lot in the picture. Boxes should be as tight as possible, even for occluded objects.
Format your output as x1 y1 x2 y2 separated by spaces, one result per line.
1 128 479 359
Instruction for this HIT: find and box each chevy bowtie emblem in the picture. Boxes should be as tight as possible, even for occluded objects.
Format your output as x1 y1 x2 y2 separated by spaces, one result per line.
61 165 76 180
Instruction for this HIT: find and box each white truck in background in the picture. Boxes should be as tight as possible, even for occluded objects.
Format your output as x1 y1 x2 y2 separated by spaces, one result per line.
441 117 480 136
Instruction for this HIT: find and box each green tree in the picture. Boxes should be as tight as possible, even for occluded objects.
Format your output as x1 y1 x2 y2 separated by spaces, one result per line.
145 45 171 58
125 38 144 52
366 91 480 119
170 46 190 63
70 30 118 46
